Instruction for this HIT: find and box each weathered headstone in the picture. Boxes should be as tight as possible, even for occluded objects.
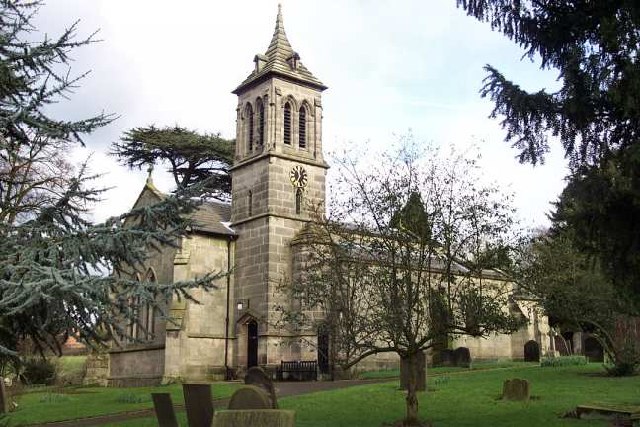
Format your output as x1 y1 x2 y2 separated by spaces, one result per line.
453 347 471 368
0 380 7 414
151 393 178 427
212 409 295 427
400 352 426 391
524 340 540 362
244 366 278 408
182 383 214 427
436 349 455 366
502 378 530 401
228 385 272 410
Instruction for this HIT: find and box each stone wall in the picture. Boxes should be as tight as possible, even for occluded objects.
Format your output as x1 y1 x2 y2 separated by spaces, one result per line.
163 234 234 382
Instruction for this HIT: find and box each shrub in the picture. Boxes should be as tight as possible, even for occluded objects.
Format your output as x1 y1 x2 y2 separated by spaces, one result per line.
19 357 58 385
540 355 587 367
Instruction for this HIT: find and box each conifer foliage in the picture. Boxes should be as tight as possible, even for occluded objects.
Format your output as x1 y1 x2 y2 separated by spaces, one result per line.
112 126 235 202
0 1 220 360
459 1 640 304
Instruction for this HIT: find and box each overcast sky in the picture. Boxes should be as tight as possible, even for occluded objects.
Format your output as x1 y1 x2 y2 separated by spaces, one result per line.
37 1 568 228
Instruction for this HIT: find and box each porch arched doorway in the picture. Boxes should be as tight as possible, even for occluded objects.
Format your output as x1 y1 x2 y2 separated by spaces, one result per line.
247 320 258 368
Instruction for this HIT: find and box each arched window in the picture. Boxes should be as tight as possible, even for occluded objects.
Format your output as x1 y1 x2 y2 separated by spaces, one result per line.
283 102 292 145
248 190 253 216
144 270 156 341
128 296 138 342
257 99 265 147
298 106 306 149
246 104 254 152
295 188 303 214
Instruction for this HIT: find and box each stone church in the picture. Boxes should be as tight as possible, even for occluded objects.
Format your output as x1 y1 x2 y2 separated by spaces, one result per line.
96 7 551 386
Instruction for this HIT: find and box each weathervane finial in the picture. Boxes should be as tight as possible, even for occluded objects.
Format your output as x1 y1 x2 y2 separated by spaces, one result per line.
146 164 154 185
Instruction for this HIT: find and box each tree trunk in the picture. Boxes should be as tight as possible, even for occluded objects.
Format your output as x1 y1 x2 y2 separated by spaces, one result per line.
404 352 420 425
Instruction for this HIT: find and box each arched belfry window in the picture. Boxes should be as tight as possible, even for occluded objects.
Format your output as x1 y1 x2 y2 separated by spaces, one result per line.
298 106 307 149
257 99 265 147
246 104 254 152
283 102 292 145
295 188 303 214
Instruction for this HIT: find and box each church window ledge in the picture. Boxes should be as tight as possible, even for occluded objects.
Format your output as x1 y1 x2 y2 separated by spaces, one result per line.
109 343 165 354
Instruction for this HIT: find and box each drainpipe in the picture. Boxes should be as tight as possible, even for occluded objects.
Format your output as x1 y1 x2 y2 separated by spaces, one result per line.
224 237 232 380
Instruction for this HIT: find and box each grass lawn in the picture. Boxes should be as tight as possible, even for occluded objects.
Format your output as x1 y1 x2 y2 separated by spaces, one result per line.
10 363 640 426
358 359 527 379
8 382 240 426
280 364 640 427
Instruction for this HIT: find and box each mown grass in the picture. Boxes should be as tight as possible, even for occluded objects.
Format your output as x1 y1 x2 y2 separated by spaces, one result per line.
8 382 240 425
281 364 640 427
12 364 640 426
358 358 530 379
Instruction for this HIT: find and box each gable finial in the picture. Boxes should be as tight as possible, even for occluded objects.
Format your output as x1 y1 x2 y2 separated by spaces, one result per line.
146 164 154 185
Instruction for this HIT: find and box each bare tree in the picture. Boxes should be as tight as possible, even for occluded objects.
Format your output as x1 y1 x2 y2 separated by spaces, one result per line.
280 140 523 426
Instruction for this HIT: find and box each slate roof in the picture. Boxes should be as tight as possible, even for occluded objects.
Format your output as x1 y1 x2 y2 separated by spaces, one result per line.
190 200 235 237
233 5 326 94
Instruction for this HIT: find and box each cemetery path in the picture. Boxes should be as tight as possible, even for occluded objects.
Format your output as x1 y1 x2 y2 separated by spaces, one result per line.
25 378 391 427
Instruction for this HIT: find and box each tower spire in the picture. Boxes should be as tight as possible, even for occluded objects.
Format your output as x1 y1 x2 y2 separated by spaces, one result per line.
232 4 326 94
267 3 293 59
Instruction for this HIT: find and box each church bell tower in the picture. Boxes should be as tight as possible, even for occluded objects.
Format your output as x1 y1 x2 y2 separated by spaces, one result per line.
230 5 328 369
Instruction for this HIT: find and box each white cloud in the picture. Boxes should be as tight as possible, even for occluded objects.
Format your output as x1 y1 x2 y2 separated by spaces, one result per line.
37 0 568 227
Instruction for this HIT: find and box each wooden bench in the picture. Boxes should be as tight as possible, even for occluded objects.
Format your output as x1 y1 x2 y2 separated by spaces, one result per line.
275 360 318 381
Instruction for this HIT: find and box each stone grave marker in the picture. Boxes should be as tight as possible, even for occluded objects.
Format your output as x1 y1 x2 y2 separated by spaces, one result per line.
228 385 272 410
212 409 296 427
400 351 426 391
453 347 471 368
437 349 455 366
502 378 530 401
151 393 178 427
244 366 278 408
182 383 214 427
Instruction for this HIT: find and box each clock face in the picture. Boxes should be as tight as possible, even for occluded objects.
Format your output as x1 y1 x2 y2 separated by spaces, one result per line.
289 165 308 188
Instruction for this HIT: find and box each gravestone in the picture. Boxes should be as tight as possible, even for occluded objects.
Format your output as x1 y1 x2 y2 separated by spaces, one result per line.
244 366 278 408
151 393 178 427
453 347 471 368
502 378 530 401
437 349 455 366
0 380 7 414
182 383 214 427
584 336 604 362
400 352 426 391
524 340 540 362
212 409 296 427
228 385 272 410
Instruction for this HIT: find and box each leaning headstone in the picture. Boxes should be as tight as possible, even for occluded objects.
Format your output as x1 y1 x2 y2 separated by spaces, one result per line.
228 385 272 410
244 366 278 408
0 380 7 414
212 409 295 427
151 393 179 427
502 378 530 401
453 347 471 368
400 352 426 391
182 383 214 427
